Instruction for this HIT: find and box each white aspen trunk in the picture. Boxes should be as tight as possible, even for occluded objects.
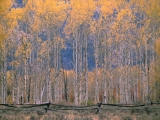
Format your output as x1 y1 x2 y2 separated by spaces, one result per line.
2 43 7 104
84 36 88 105
119 67 124 103
35 72 38 104
74 30 79 105
34 74 36 104
47 30 52 103
125 68 128 103
47 45 50 102
144 39 148 102
12 71 15 104
58 45 61 102
103 70 107 103
127 50 131 103
54 40 58 102
79 80 82 104
57 42 61 102
0 46 2 104
12 83 15 104
16 70 20 104
78 38 83 105
24 58 27 103
21 69 24 103
109 44 113 103
102 69 107 103
139 39 143 102
62 66 68 102
54 41 58 102
28 51 32 103
41 82 45 103
1 69 3 104
59 78 62 101
94 35 99 104
119 43 124 103
134 49 138 102
103 40 107 103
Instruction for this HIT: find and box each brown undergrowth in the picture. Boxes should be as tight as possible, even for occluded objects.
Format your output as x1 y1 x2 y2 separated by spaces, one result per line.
0 108 160 120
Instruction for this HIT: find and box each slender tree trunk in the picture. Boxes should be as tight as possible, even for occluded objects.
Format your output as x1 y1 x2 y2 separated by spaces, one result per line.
54 39 59 102
94 34 99 104
74 30 79 105
119 42 124 103
46 29 52 103
24 58 27 103
103 40 107 103
78 38 83 105
127 49 131 103
84 35 88 105
63 68 68 102
12 70 15 104
2 42 7 104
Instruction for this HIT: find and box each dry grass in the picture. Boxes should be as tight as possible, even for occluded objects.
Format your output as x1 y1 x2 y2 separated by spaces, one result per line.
0 107 160 120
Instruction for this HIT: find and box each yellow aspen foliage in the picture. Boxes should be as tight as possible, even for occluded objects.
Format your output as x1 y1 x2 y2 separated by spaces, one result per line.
111 6 136 42
0 0 12 45
116 8 133 22
0 25 6 44
6 8 26 27
39 41 48 56
26 0 68 32
130 0 149 10
0 0 12 16
98 0 118 17
147 0 160 21
9 60 20 67
131 0 160 19
33 0 67 18
64 1 89 35
89 21 97 33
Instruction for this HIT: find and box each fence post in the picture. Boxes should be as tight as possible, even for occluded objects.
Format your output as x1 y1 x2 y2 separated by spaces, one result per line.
96 102 102 114
45 102 50 113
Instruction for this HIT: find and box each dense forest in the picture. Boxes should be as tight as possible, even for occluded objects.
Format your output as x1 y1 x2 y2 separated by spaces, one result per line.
0 0 160 105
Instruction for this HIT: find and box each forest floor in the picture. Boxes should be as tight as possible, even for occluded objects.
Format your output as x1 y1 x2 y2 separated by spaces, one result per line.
0 105 160 120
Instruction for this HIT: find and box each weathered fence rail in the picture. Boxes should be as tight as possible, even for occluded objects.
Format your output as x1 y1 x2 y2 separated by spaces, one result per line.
0 102 160 113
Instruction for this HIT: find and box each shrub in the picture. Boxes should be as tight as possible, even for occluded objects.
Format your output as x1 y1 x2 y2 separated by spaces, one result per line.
37 110 44 116
87 100 94 106
74 117 92 120
144 107 152 115
99 112 108 119
122 116 133 120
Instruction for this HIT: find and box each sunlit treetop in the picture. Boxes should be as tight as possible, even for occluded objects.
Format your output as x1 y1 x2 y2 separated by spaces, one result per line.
64 0 96 35
130 0 147 6
69 0 95 26
65 0 118 35
98 0 118 17
6 8 26 27
146 0 160 21
0 0 12 16
0 0 13 44
25 0 68 32
130 0 160 17
116 7 134 21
